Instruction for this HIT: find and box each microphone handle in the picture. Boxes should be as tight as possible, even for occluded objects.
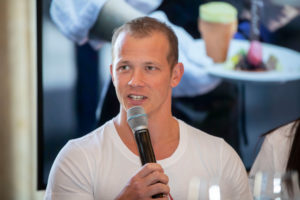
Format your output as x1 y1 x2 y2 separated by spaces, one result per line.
134 129 163 198
134 129 156 164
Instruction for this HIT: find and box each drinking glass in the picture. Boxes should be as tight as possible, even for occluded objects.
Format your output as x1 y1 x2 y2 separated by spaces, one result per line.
188 177 221 200
251 171 300 200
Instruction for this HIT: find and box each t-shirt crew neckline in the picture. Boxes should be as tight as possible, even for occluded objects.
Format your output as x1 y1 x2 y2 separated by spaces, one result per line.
108 118 187 168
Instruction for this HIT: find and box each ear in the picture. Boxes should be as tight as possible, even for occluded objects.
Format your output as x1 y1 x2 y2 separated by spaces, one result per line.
170 62 184 88
110 64 114 83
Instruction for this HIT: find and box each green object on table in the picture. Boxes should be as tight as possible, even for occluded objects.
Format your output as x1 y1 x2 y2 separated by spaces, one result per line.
225 49 245 70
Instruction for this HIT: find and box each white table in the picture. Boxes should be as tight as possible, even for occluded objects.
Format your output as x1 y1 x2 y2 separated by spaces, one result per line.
204 39 300 83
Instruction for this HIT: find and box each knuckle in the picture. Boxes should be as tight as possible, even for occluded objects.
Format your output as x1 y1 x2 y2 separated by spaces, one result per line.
153 171 160 177
145 163 151 170
164 174 169 184
130 176 137 183
136 190 144 199
130 178 140 188
152 182 170 194
166 185 170 193
161 183 170 194
151 171 161 183
133 181 140 189
144 163 151 170
145 163 155 171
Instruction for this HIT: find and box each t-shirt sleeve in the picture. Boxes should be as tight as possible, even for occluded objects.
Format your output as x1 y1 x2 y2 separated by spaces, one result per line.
219 140 252 200
44 141 94 200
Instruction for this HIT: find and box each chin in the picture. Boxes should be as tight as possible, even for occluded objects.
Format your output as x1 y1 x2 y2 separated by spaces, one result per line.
123 104 143 112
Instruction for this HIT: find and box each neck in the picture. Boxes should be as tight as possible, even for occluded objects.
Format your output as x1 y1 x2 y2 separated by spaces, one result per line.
114 105 180 160
147 112 177 142
116 103 175 138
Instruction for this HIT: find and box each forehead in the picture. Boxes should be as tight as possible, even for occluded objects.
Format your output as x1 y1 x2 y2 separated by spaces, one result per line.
113 31 170 60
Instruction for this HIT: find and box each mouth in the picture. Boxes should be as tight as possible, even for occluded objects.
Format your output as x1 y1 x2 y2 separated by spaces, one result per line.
128 94 147 100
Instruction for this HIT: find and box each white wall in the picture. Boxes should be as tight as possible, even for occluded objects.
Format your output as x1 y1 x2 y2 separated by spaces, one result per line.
0 0 44 199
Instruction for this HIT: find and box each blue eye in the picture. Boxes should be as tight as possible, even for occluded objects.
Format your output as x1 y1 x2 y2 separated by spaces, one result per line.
146 66 156 71
118 65 130 71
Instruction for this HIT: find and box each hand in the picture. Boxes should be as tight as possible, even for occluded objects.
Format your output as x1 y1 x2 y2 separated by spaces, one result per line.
115 163 170 200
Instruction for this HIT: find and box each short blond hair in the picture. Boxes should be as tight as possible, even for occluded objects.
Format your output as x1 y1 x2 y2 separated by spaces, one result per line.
111 16 178 69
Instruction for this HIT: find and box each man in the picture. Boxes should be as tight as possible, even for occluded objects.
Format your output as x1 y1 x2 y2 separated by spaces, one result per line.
51 0 242 154
45 17 252 199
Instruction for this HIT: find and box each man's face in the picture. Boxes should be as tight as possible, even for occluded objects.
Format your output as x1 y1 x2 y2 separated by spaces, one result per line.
110 31 182 116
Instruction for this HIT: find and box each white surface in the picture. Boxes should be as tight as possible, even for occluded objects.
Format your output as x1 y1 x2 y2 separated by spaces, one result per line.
203 39 300 83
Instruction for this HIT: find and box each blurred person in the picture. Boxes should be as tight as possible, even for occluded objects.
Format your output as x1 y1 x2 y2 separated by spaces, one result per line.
240 0 300 45
44 17 252 199
241 0 300 32
250 117 300 184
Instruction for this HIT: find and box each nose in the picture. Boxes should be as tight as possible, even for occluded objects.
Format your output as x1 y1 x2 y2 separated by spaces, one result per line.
128 69 145 87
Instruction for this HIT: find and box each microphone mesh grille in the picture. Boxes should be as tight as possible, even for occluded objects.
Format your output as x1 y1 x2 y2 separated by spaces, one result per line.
127 106 148 131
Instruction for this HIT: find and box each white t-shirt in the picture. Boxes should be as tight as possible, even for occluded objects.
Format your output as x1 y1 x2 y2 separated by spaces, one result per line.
45 119 251 200
250 121 296 176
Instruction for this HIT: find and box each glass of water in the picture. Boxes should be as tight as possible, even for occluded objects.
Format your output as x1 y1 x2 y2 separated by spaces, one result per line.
188 177 221 200
251 171 300 200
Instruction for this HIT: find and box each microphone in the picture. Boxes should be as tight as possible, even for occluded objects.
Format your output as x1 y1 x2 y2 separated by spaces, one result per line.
127 106 163 198
127 106 156 165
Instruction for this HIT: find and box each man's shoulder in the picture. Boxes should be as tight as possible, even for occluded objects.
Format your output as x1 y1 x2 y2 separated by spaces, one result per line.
50 120 116 174
178 119 225 144
62 120 115 155
178 119 243 170
177 119 234 159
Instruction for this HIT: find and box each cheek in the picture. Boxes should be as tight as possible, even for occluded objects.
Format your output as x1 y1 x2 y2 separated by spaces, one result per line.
153 77 172 93
113 75 127 92
113 79 124 103
113 79 121 92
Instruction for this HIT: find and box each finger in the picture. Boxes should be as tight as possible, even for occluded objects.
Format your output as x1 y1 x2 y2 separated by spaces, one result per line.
145 170 169 186
136 163 164 178
151 194 169 200
146 182 170 198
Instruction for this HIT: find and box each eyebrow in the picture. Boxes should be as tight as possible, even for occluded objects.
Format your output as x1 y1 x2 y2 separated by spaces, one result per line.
144 61 158 66
117 60 160 66
116 60 130 65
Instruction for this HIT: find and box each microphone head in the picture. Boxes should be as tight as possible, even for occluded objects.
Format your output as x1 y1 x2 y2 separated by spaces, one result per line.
127 106 148 132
